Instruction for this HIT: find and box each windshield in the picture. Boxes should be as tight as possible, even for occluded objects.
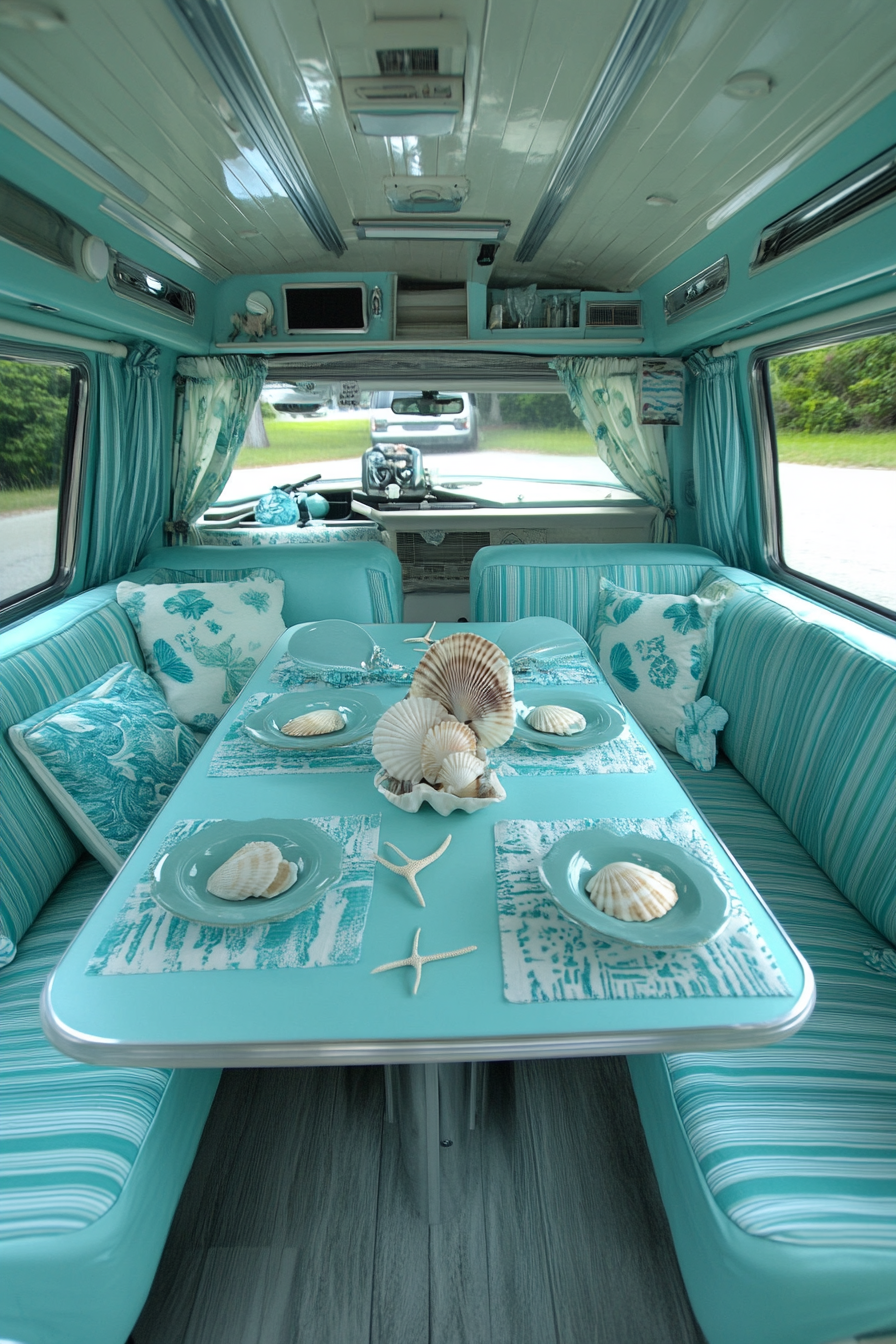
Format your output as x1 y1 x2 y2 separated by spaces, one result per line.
218 381 636 510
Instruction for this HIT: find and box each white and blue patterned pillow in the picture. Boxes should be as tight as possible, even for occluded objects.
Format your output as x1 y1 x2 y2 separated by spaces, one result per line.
116 574 285 730
592 576 727 756
7 663 198 875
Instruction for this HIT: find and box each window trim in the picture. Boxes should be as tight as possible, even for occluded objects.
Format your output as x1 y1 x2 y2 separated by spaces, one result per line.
0 342 90 623
749 313 896 625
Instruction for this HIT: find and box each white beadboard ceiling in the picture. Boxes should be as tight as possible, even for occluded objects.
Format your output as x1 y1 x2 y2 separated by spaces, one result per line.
0 0 894 289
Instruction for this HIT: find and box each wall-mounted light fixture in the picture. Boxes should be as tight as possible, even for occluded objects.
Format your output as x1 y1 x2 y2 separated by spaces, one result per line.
354 219 509 241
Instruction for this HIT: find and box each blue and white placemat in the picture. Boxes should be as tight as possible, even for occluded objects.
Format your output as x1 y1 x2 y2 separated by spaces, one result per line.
209 693 653 777
87 813 380 975
208 694 375 775
510 650 603 685
494 812 791 1003
270 651 415 691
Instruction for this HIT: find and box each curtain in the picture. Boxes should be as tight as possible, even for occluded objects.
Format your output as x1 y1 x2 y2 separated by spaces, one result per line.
170 354 267 545
685 350 751 567
84 341 165 586
550 356 676 542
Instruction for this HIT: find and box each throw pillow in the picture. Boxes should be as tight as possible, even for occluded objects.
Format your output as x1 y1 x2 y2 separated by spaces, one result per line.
592 576 727 752
117 574 286 730
7 663 198 874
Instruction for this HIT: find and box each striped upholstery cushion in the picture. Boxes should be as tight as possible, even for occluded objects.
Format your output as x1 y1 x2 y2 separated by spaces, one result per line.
662 751 896 1248
704 577 896 943
470 543 721 645
0 857 172 1239
1 599 144 947
366 566 400 623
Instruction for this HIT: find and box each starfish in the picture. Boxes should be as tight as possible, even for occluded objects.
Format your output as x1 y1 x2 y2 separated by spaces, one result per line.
371 928 477 995
403 620 438 648
372 834 452 907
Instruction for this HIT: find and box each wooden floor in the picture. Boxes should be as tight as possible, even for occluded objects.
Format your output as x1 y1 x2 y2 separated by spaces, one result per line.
133 1057 707 1344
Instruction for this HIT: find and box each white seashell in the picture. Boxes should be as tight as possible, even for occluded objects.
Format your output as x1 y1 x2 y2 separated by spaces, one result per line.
585 862 678 922
207 841 283 900
371 696 453 783
420 718 477 784
437 750 485 797
526 704 586 736
409 632 514 749
375 767 506 815
281 709 346 736
262 859 298 897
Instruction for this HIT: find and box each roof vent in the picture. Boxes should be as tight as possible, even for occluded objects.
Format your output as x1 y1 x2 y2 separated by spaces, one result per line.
109 253 195 324
664 257 729 323
585 301 642 327
751 144 896 272
377 47 439 75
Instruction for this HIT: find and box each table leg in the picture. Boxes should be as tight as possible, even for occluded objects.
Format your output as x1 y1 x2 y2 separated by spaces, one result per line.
384 1062 488 1224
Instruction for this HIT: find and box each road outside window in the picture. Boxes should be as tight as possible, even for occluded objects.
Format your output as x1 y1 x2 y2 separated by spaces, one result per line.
766 332 896 613
0 354 77 606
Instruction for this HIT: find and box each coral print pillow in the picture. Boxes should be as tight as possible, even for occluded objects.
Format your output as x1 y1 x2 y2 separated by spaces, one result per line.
117 574 286 730
591 576 726 753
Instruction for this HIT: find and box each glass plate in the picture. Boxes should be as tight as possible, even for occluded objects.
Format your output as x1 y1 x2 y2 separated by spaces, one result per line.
496 616 585 664
538 830 730 946
243 690 382 751
287 619 376 671
513 688 626 752
149 818 342 927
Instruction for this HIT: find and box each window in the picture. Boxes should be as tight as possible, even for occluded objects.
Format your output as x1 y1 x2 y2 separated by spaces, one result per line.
0 347 87 613
218 378 635 515
761 329 896 615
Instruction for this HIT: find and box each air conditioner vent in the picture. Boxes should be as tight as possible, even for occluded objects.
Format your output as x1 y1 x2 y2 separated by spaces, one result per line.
109 254 195 324
377 47 439 75
664 257 729 323
752 144 896 272
585 301 642 327
397 530 490 592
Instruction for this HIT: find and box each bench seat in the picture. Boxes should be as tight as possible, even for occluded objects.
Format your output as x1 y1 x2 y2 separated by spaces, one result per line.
629 751 896 1344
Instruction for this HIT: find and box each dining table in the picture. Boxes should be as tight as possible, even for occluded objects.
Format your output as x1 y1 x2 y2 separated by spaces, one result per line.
41 619 815 1223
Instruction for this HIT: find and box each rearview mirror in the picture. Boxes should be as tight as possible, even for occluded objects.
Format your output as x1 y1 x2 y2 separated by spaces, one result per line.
391 392 464 417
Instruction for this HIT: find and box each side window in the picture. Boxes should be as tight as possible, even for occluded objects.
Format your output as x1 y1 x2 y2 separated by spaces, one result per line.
762 330 895 615
0 349 87 614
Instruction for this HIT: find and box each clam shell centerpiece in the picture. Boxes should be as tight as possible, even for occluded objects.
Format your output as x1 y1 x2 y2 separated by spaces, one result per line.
526 704 586 736
281 709 346 737
373 632 514 813
206 840 298 901
585 862 678 922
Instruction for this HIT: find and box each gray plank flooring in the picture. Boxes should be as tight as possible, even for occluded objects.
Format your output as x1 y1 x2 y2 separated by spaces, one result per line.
133 1058 707 1344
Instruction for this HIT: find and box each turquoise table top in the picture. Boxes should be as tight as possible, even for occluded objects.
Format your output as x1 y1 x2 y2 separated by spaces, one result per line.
41 623 814 1067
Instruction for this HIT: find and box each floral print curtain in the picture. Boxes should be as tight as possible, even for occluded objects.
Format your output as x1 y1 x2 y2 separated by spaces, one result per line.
85 341 166 585
550 356 676 542
170 355 267 545
685 350 751 567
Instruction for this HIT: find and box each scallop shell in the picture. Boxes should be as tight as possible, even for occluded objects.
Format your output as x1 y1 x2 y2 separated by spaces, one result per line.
207 840 283 900
526 704 586 736
420 718 478 784
371 696 452 783
585 862 678 922
281 709 346 737
409 632 514 749
437 750 485 797
263 859 298 898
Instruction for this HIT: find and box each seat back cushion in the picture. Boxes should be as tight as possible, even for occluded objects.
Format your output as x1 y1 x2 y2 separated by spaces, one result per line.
137 543 403 625
704 575 896 942
0 597 142 946
470 543 721 645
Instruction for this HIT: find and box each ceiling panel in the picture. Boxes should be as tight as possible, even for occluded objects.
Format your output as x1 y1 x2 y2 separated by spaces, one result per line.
0 0 892 289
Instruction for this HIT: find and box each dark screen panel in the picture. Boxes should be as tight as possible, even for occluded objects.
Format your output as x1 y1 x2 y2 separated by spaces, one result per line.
284 285 367 332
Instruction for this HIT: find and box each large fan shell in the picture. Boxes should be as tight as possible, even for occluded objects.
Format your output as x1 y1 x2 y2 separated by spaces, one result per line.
371 696 452 783
409 632 514 749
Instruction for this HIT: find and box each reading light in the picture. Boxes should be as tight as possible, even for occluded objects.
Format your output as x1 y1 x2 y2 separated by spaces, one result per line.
476 243 498 266
723 70 773 100
354 219 509 241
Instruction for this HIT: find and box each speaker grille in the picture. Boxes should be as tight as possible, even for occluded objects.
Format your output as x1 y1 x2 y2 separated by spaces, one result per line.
585 302 642 327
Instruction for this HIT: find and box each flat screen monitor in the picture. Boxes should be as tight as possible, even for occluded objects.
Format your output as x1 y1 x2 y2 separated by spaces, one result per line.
282 283 368 334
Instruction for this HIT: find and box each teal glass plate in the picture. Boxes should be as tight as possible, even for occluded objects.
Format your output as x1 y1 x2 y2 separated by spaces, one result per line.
288 619 376 671
497 616 585 663
149 818 342 927
539 830 730 947
513 688 625 752
243 690 382 751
